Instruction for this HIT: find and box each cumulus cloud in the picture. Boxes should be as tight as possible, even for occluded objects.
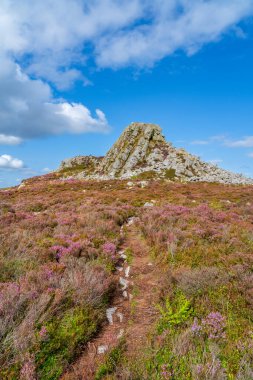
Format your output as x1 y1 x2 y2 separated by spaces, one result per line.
0 58 109 138
96 1 253 68
0 0 253 139
0 155 24 169
0 134 22 145
1 0 253 76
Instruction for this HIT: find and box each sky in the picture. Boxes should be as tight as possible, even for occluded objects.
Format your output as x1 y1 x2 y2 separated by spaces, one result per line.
1 0 253 188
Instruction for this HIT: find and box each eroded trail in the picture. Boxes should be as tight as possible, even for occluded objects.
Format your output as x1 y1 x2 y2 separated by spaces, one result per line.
62 217 162 380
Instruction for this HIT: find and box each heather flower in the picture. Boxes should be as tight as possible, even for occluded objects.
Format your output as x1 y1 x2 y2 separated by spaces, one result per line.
51 240 82 261
191 318 202 336
39 326 48 340
102 242 117 261
20 354 36 380
161 364 173 379
102 242 117 255
202 312 226 340
196 364 204 374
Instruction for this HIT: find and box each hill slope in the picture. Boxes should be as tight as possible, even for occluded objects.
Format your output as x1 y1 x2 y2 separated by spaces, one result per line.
0 176 253 379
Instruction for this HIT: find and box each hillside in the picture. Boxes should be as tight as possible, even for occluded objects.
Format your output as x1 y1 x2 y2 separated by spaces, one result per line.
0 175 253 379
59 123 253 185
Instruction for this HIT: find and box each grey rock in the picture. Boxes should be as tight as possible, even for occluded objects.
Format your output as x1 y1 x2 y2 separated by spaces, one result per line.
58 122 253 185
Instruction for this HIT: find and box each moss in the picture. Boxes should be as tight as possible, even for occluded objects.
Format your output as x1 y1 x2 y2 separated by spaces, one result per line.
131 171 157 180
58 162 94 177
36 306 100 380
164 168 176 179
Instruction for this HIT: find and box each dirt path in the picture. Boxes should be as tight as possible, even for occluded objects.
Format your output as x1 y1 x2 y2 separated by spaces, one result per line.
62 218 161 380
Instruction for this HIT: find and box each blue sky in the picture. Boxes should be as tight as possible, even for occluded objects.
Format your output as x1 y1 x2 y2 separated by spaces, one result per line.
1 0 253 187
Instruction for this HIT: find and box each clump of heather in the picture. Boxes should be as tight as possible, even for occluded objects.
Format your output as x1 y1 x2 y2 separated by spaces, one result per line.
191 312 226 340
20 354 36 380
161 364 173 379
191 318 202 336
202 312 226 340
102 242 117 262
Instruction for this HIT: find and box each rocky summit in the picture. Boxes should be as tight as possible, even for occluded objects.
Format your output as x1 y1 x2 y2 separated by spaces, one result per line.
59 122 253 184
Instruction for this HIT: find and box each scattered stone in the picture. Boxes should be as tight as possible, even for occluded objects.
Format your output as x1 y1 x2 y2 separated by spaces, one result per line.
106 307 117 325
116 266 123 272
97 345 108 354
144 202 154 207
139 180 149 188
123 291 128 298
117 329 125 339
117 312 124 323
119 277 129 290
125 266 131 278
126 216 138 226
18 182 26 189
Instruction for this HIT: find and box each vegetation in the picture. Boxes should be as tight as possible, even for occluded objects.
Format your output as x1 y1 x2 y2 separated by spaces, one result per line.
0 175 252 379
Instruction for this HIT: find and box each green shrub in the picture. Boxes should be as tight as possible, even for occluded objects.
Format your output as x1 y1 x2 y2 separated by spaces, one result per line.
36 306 100 380
157 292 192 333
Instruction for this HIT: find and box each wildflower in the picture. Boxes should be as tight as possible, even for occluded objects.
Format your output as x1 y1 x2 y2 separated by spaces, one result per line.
191 318 202 336
161 364 173 379
102 242 117 261
102 242 117 255
202 312 226 340
39 326 48 340
20 354 36 380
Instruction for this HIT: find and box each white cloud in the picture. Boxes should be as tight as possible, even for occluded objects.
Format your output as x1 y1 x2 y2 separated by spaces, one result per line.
190 140 209 145
95 1 253 68
0 59 109 138
0 155 24 169
0 1 252 77
0 1 253 140
225 136 253 148
0 134 22 145
248 152 253 158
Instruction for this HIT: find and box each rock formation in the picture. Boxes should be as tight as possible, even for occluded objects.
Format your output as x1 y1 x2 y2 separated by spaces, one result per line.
59 155 103 176
58 122 253 185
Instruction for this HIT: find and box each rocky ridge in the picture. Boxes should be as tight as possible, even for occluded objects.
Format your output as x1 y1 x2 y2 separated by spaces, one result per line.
58 122 253 185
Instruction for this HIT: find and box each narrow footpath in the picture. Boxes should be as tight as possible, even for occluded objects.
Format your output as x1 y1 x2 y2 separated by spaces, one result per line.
62 217 162 380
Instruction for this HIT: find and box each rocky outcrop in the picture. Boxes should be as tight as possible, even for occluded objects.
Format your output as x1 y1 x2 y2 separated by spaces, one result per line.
97 122 166 177
59 155 103 175
59 122 253 185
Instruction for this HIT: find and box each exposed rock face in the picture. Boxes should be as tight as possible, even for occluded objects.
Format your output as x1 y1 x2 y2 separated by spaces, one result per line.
60 122 253 185
59 155 103 175
97 122 166 177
